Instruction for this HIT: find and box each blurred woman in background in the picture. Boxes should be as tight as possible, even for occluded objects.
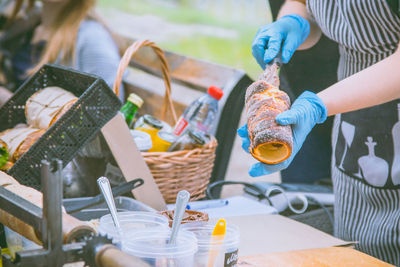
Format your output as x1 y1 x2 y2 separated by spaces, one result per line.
0 0 122 105
0 0 124 196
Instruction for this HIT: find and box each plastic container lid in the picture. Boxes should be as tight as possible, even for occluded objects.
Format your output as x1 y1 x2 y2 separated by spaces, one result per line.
127 93 144 108
130 130 152 151
123 229 198 259
208 86 223 100
160 120 173 132
158 131 177 143
143 114 163 129
98 211 169 242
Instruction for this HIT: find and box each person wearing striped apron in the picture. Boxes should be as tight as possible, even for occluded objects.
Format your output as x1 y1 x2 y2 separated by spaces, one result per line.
238 0 400 264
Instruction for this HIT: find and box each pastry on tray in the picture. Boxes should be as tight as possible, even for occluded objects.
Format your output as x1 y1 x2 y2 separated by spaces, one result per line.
159 209 209 227
25 86 78 129
0 127 44 161
0 86 77 165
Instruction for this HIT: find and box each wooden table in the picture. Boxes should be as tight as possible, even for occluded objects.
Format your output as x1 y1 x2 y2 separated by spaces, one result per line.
238 247 394 267
213 214 352 256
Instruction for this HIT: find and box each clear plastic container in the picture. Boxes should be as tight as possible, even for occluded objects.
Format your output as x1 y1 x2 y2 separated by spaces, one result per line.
63 196 155 221
98 211 169 243
123 229 198 267
130 130 152 151
181 222 240 267
4 227 41 258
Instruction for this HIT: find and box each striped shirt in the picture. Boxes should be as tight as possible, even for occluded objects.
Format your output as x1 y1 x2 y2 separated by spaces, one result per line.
307 0 400 189
307 0 400 265
75 20 123 99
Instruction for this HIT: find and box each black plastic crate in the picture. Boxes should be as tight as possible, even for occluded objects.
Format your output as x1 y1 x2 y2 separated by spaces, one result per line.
0 64 121 189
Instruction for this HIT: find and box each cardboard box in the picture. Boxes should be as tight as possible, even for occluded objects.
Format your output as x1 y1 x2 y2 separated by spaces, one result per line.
101 114 166 210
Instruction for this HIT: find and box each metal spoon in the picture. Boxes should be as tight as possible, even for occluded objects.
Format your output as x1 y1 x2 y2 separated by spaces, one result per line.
169 190 190 244
97 177 123 239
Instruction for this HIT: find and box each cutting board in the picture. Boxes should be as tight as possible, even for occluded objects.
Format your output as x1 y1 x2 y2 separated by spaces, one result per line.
238 247 394 267
101 113 166 210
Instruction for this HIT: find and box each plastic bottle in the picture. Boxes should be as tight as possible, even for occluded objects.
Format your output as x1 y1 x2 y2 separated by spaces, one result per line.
120 93 143 128
168 129 208 152
173 86 223 136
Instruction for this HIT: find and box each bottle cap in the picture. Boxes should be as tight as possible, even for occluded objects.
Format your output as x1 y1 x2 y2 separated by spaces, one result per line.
207 86 223 100
188 130 206 145
128 93 144 108
143 114 163 129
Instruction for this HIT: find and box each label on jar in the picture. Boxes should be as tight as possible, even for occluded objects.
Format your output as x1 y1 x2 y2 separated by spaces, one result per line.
173 117 188 135
224 249 239 267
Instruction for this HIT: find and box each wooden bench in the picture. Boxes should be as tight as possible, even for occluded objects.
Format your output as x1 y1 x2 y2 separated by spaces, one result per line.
116 36 253 196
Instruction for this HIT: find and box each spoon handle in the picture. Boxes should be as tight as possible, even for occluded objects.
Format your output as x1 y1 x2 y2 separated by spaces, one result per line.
97 177 121 231
169 190 190 244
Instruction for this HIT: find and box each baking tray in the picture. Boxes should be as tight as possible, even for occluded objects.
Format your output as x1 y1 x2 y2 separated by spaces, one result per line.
63 196 155 221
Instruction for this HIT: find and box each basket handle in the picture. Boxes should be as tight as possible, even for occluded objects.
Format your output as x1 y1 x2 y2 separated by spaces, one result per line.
113 40 178 124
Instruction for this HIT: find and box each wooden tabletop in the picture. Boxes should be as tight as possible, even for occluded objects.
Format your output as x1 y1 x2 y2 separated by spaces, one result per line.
238 247 394 267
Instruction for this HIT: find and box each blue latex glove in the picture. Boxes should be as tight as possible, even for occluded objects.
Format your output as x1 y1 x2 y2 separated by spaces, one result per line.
238 91 327 177
252 14 310 68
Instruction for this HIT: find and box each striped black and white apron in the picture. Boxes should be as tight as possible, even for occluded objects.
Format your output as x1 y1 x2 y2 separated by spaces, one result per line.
306 1 400 265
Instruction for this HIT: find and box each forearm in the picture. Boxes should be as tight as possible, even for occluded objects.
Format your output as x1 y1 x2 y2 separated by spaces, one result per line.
318 47 400 116
277 0 321 50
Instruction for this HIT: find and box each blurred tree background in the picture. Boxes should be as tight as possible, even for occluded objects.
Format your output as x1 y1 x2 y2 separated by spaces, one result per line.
98 0 272 79
97 0 281 191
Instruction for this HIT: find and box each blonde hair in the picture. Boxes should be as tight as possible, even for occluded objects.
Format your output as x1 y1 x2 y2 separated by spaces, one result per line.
10 0 96 75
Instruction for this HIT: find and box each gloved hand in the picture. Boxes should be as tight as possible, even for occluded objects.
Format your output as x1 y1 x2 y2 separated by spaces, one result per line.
252 14 310 69
237 91 327 177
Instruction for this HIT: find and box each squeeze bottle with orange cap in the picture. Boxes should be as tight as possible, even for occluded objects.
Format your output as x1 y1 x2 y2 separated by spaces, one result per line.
173 85 223 136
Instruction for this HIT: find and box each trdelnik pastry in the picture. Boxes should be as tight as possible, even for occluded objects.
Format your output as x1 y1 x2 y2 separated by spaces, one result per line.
245 62 293 164
0 126 44 162
25 86 78 129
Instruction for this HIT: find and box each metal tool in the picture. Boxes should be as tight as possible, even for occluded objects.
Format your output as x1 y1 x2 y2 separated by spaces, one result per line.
97 177 123 238
1 159 87 266
0 159 150 267
169 190 190 244
64 178 144 213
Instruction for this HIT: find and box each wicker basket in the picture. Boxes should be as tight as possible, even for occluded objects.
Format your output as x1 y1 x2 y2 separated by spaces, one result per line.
113 40 217 203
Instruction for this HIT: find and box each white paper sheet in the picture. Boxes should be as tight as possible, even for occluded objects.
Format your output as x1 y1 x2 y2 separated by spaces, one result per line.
167 195 278 218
